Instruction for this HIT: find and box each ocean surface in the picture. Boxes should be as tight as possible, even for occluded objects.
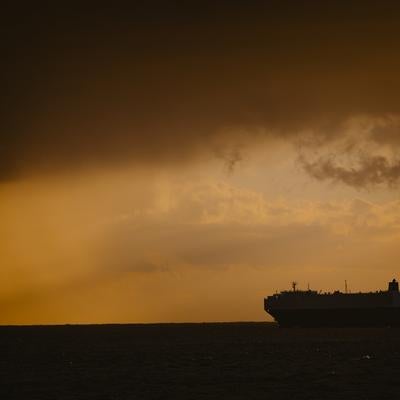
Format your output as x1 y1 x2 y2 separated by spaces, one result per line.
1 322 400 399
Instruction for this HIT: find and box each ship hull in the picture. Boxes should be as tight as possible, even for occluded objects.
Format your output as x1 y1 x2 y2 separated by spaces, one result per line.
267 307 400 327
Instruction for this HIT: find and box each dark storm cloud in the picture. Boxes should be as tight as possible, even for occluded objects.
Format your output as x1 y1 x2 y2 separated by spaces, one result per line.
3 1 400 179
215 145 243 174
300 154 400 189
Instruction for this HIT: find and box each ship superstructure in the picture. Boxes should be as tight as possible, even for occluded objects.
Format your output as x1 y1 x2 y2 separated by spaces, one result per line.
264 279 400 327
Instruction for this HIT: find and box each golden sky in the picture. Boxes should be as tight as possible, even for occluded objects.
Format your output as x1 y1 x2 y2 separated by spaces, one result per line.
2 2 400 323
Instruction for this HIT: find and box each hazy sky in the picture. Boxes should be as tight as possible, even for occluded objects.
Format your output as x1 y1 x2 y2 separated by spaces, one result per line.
3 2 400 323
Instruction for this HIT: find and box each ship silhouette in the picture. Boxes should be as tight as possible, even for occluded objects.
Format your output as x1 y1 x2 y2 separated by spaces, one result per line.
264 279 400 327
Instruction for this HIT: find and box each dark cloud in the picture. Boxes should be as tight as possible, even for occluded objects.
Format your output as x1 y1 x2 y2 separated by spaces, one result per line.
215 145 243 174
3 1 400 179
300 154 400 189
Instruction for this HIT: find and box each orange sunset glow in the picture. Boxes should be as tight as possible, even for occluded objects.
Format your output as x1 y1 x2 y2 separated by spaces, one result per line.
3 2 400 324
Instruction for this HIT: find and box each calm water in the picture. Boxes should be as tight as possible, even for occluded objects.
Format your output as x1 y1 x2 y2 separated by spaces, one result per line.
1 322 400 399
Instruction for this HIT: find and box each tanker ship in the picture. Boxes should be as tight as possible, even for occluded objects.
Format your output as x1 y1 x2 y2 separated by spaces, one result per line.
264 279 400 327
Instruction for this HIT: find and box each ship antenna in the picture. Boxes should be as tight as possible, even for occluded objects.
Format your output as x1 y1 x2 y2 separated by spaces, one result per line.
292 281 298 292
345 280 348 294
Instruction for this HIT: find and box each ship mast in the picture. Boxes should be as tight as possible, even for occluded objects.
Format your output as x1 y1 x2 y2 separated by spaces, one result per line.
292 281 297 292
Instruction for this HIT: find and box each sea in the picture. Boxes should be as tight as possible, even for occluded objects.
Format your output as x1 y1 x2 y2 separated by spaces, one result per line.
1 322 400 399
